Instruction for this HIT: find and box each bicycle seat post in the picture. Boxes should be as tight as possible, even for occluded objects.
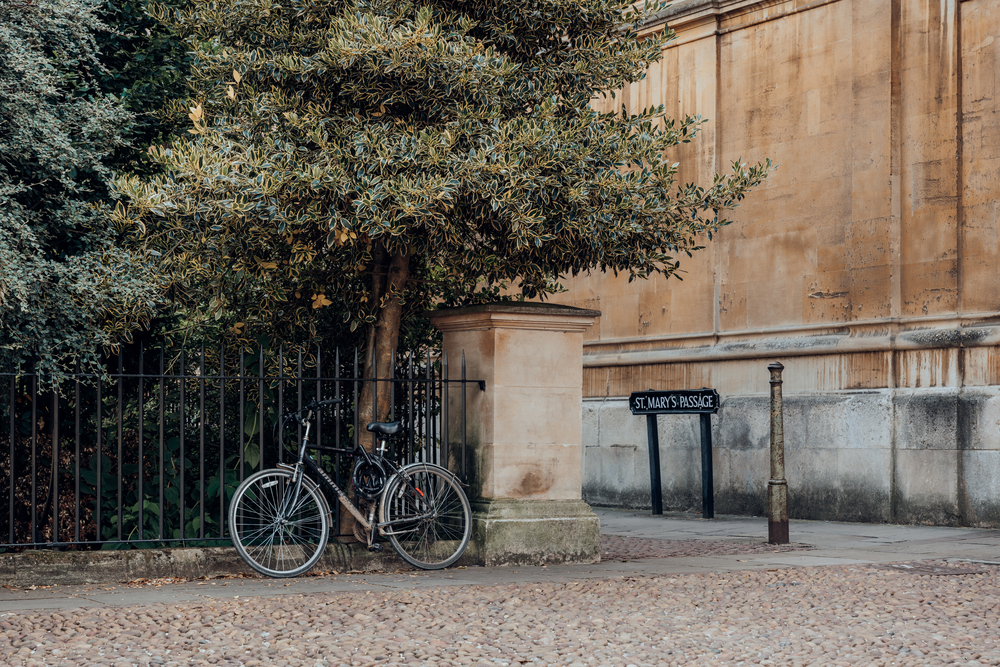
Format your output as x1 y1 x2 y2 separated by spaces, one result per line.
297 411 314 464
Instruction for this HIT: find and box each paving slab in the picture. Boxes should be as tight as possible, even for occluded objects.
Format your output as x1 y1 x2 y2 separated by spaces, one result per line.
0 598 108 612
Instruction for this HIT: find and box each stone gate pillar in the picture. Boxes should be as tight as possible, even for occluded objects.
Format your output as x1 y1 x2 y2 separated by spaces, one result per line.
427 303 601 566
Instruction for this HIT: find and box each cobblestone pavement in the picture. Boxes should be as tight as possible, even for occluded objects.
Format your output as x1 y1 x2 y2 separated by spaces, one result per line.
1 559 998 666
599 536 812 562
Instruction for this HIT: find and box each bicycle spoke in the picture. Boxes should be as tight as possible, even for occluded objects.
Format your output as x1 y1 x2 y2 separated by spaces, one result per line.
238 493 277 522
285 514 325 528
237 522 279 543
288 492 320 517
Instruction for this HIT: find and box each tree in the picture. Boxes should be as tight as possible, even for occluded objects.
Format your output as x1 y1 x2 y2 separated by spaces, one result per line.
111 0 771 421
94 0 193 179
0 0 160 379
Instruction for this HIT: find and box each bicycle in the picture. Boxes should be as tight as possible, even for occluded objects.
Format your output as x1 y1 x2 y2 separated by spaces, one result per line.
228 398 472 576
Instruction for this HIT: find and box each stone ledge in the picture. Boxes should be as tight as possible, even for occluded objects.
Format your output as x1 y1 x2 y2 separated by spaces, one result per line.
427 302 601 333
426 302 601 318
0 541 410 588
647 0 734 27
645 0 819 30
583 319 1000 367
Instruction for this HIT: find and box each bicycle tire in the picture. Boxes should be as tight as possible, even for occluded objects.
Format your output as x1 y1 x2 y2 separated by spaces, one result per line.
379 464 472 570
229 468 330 578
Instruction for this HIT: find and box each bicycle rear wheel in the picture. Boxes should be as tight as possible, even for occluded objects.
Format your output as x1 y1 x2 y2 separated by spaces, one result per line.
379 464 471 570
229 468 330 577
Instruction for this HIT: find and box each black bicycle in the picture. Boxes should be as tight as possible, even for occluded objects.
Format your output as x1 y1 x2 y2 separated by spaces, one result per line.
228 399 472 576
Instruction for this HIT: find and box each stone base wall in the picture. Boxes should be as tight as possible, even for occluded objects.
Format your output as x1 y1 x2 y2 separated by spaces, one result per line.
468 499 601 567
583 388 1000 527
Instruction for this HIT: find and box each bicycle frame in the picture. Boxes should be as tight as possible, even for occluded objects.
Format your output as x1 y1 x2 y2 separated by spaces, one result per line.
282 409 434 543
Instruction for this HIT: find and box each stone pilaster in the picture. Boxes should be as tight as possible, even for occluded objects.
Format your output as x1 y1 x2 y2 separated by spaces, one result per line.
427 303 601 565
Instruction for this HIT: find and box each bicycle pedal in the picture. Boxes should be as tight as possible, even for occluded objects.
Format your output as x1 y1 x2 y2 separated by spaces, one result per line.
367 544 383 553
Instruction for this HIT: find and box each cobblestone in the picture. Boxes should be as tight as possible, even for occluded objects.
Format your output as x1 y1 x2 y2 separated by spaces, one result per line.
1 559 998 666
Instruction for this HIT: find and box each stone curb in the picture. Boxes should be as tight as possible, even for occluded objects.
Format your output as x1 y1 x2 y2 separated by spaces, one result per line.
0 541 411 587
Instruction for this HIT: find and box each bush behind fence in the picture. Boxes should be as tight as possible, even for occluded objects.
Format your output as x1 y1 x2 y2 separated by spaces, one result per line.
1 344 473 551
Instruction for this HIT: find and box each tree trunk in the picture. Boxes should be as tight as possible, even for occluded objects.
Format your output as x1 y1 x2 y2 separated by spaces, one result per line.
340 245 410 541
362 244 388 387
357 245 410 438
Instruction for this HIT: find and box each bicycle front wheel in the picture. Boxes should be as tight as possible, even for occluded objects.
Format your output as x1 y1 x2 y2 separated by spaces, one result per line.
229 468 330 578
379 464 472 570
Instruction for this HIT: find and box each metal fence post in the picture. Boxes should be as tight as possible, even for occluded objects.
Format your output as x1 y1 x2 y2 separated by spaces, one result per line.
767 361 789 544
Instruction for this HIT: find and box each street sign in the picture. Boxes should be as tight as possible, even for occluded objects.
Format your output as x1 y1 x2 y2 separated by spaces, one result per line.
629 389 720 415
629 388 720 518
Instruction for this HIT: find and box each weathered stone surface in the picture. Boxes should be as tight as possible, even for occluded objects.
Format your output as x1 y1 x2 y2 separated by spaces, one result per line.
469 499 600 566
585 389 1000 527
544 0 1000 527
429 303 597 502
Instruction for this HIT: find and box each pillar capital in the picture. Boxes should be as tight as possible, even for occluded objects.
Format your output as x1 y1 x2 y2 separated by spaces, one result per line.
426 302 600 333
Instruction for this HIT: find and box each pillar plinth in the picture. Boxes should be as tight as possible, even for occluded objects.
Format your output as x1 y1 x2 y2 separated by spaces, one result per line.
428 303 601 566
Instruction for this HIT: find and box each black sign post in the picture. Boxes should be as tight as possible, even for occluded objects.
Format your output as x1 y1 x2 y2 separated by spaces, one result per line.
629 389 720 518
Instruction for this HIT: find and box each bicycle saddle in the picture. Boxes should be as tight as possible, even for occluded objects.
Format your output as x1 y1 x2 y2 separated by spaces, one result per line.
366 421 402 436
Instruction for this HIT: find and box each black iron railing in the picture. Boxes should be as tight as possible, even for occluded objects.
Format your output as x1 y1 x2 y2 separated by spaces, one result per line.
1 345 481 551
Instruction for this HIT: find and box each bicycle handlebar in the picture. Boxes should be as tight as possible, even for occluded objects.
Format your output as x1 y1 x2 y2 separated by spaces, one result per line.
282 398 341 420
277 398 342 450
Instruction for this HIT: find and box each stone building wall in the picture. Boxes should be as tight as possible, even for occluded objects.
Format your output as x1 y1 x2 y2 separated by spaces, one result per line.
550 0 1000 525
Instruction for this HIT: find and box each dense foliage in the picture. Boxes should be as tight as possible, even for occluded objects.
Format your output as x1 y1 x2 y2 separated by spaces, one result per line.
0 0 161 378
95 0 193 179
111 0 771 415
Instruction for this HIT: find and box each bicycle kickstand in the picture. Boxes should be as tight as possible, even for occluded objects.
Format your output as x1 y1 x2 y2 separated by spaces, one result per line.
366 503 381 552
